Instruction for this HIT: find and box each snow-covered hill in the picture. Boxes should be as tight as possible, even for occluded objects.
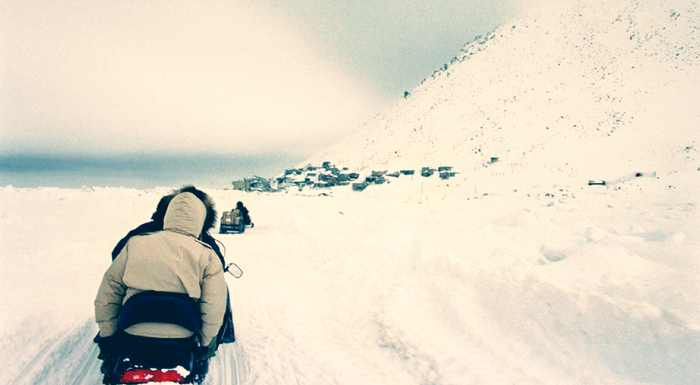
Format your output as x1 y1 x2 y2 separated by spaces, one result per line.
306 0 700 182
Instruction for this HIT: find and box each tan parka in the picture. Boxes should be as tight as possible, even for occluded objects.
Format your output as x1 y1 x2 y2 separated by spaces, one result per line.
94 192 228 346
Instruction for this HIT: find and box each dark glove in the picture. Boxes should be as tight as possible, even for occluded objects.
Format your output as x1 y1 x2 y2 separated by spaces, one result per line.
201 338 218 360
97 335 112 360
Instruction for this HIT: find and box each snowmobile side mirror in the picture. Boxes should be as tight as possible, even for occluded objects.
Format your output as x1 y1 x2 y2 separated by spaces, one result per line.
225 262 243 279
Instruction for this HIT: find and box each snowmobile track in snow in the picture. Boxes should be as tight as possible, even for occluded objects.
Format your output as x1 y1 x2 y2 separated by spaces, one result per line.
205 342 240 385
2 318 243 385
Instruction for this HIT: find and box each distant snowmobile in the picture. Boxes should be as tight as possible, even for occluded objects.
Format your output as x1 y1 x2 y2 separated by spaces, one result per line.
219 203 254 234
219 210 245 234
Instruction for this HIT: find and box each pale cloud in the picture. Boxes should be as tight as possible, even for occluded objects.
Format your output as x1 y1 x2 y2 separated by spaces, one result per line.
268 0 514 94
1 0 387 157
1 0 520 159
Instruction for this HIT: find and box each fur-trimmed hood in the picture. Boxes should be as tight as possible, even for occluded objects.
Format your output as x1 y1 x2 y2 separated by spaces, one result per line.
151 185 217 234
163 192 208 238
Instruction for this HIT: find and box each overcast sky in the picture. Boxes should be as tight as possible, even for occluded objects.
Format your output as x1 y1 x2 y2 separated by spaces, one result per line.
1 0 517 159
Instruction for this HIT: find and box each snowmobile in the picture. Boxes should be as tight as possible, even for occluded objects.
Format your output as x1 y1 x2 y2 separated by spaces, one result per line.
99 291 209 384
219 210 245 234
98 264 243 384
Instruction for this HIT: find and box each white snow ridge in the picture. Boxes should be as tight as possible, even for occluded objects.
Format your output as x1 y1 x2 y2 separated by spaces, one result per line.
1 0 699 384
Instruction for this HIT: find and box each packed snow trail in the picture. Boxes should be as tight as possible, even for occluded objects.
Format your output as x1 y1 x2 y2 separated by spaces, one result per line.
0 318 241 385
204 343 241 385
4 320 102 385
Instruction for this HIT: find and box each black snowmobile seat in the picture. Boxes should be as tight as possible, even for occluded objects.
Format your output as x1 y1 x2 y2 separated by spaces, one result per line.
116 291 201 333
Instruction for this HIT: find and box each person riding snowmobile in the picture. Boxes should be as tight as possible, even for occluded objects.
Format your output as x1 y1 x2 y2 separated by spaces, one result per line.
110 185 236 344
95 191 228 366
236 201 253 227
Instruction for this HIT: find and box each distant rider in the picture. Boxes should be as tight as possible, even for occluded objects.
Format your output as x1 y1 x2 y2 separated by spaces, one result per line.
236 201 253 228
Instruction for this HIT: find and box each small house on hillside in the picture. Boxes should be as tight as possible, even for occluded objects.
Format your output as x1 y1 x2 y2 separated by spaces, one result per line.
232 180 251 191
352 182 369 191
440 171 458 180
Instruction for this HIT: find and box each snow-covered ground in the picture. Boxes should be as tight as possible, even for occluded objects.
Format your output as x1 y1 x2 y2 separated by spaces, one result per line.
0 166 698 384
1 0 698 383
